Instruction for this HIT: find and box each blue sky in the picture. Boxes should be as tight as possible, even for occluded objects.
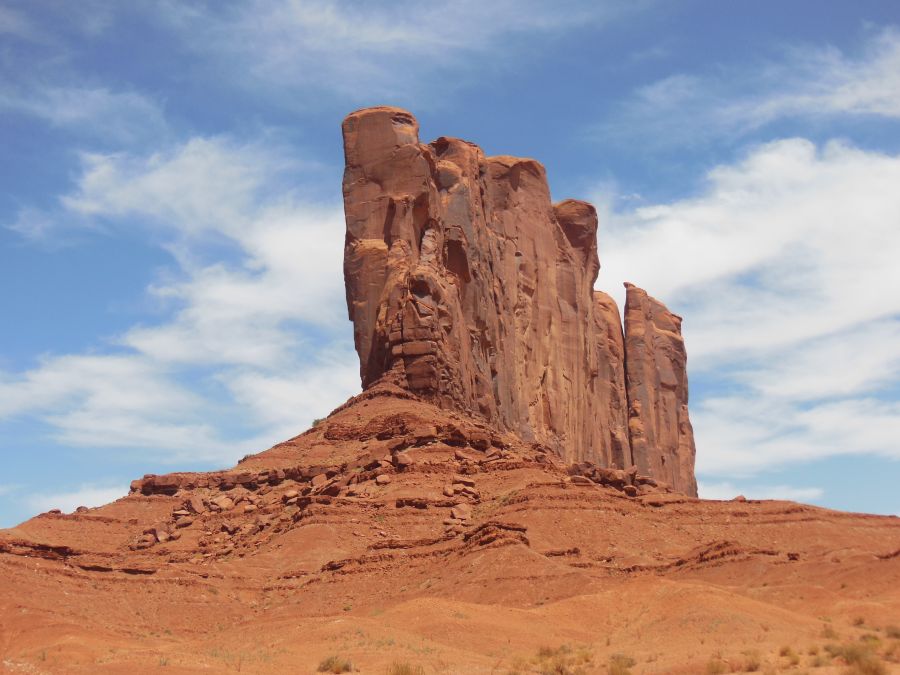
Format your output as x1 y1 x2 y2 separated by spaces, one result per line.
2 0 899 526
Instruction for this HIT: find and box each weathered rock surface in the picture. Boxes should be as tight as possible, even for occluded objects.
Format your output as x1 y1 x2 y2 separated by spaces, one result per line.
341 106 694 492
624 283 698 496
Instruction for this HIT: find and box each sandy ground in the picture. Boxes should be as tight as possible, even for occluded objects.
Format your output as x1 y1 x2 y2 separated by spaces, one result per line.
2 390 898 673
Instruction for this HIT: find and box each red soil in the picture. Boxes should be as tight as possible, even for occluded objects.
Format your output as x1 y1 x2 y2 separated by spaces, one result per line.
2 387 898 673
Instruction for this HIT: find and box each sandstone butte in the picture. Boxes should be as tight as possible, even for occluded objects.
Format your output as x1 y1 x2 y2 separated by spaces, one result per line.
0 109 897 675
342 106 696 496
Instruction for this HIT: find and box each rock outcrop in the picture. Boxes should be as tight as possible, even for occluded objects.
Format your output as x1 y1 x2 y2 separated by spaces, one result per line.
4 107 900 674
623 283 698 496
341 106 697 495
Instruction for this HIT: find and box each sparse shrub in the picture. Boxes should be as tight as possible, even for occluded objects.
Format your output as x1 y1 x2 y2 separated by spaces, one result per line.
537 645 562 659
317 655 353 673
822 624 840 639
843 660 888 675
705 657 728 674
608 653 636 675
885 625 900 639
860 634 882 647
810 653 829 668
778 646 800 666
387 663 425 675
312 417 325 427
883 640 900 662
532 644 592 675
854 617 867 627
840 643 875 663
823 642 887 675
742 649 762 671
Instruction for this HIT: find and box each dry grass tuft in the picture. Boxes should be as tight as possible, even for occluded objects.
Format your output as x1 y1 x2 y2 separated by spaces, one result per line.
317 654 354 673
527 644 593 675
824 642 888 675
741 649 762 671
608 652 636 675
387 663 425 675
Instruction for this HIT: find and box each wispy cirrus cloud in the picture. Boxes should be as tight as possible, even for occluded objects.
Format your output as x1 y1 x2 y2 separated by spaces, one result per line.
597 26 900 148
154 0 649 100
0 4 41 41
0 85 168 143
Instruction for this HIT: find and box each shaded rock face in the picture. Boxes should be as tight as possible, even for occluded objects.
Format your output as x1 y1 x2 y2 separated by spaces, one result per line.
341 106 696 495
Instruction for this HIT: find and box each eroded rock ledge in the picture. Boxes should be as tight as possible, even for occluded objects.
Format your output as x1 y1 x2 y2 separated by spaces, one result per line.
340 106 697 496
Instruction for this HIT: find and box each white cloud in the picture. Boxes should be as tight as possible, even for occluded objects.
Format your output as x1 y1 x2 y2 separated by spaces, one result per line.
0 354 224 457
0 5 40 41
8 207 57 242
61 137 287 235
3 134 358 462
57 137 349 363
154 0 645 100
0 85 167 143
737 320 900 402
597 137 900 480
221 345 360 442
693 397 900 477
25 484 127 515
698 480 824 503
598 138 900 364
599 26 900 147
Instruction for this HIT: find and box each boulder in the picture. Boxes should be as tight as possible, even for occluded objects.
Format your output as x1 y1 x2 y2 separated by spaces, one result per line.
450 503 473 520
187 495 206 514
393 452 413 468
211 496 234 511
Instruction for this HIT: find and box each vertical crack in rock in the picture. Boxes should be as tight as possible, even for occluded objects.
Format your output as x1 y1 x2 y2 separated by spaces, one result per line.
341 106 697 494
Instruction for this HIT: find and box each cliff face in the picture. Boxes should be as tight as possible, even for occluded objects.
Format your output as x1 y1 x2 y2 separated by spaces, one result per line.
341 106 697 495
624 283 698 496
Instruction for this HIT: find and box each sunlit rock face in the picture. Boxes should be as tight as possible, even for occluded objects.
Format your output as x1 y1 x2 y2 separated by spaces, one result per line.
341 106 696 495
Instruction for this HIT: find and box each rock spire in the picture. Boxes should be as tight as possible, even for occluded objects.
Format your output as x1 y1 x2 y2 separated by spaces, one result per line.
341 106 697 495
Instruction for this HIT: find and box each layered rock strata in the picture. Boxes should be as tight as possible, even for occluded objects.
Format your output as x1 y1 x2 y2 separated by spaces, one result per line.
341 106 697 495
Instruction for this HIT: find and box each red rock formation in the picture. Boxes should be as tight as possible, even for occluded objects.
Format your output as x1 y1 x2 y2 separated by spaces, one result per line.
342 106 695 492
624 283 698 496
